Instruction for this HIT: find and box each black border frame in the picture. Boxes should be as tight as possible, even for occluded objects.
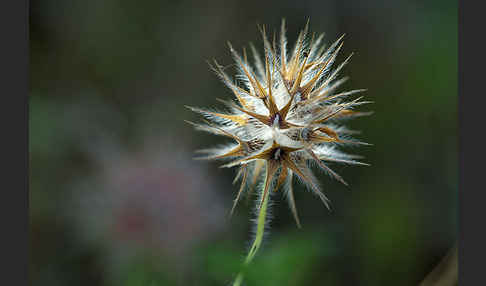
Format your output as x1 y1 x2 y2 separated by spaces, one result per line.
1 0 29 285
3 0 481 284
459 0 483 285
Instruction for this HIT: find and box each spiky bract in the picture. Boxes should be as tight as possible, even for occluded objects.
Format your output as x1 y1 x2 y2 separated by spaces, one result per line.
187 20 371 227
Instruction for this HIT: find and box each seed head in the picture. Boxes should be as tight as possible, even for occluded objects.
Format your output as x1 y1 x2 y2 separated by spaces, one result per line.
187 20 371 227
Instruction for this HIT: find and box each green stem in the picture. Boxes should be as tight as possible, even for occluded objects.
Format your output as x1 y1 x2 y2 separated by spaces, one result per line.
232 183 270 286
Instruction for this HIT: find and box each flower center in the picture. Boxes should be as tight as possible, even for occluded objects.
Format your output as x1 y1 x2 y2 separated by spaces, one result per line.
300 128 311 141
273 148 282 160
270 113 281 128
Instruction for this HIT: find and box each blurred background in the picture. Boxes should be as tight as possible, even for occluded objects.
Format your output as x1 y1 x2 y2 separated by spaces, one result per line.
29 0 457 285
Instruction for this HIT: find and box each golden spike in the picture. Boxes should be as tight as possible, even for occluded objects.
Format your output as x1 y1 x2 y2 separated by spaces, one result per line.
259 160 279 209
280 145 305 154
246 160 265 201
305 34 345 82
318 53 354 95
306 148 348 186
282 156 313 189
286 172 301 228
313 96 363 124
242 141 280 162
280 18 288 76
186 106 247 126
335 109 366 118
321 89 367 104
315 33 345 64
289 21 310 79
249 41 265 80
307 77 348 100
296 32 316 73
264 41 279 116
208 112 247 126
210 145 246 159
308 32 325 60
290 50 310 94
302 41 344 99
229 102 270 126
227 42 265 99
282 156 330 209
275 166 288 191
289 32 305 81
203 119 247 145
279 90 297 120
232 165 244 184
230 164 248 216
315 126 339 140
272 31 278 68
235 85 258 104
189 119 246 146
243 46 248 66
211 59 252 110
309 135 337 143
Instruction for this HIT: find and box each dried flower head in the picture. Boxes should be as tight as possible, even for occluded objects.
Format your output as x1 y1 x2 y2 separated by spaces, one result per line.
187 20 371 227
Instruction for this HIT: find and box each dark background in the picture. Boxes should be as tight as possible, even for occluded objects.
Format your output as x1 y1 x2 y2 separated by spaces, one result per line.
29 0 457 285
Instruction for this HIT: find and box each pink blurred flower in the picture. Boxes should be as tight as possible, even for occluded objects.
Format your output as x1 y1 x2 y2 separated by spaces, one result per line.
69 136 226 260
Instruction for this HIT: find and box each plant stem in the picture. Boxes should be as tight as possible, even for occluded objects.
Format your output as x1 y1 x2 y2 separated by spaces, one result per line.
419 242 458 286
232 182 270 286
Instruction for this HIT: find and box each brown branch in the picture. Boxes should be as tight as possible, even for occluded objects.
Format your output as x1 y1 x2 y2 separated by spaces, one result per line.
419 242 458 286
